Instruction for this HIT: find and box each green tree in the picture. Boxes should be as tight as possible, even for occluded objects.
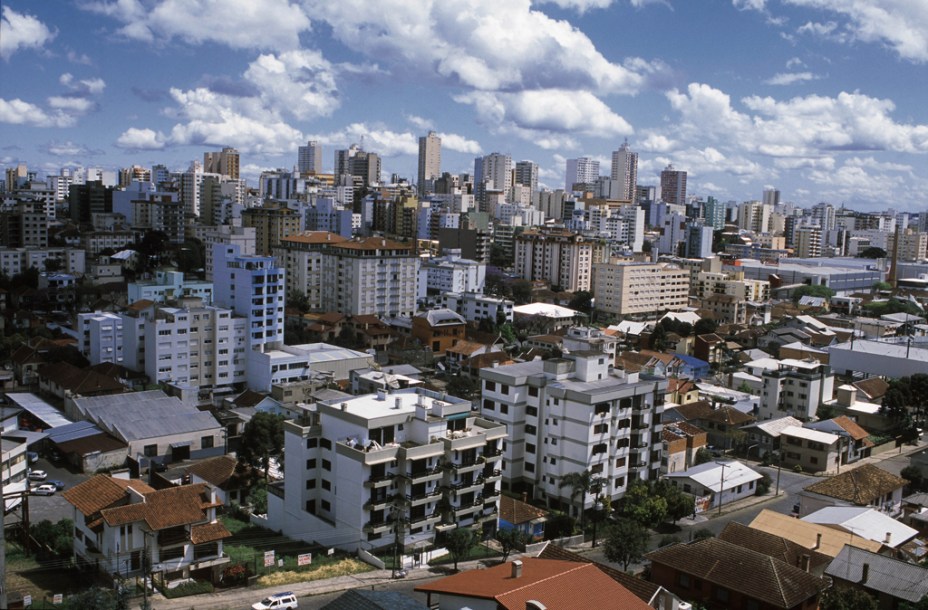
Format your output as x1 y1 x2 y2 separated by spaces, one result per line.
489 243 511 268
792 284 836 303
692 528 715 541
755 472 772 496
901 466 925 493
693 318 718 336
858 247 887 259
239 412 285 482
511 280 533 305
286 290 311 313
558 470 605 532
495 528 525 562
881 380 913 424
442 527 477 571
568 291 594 316
30 518 73 557
650 324 668 352
693 447 713 466
601 517 649 570
820 586 878 610
901 596 928 610
662 484 695 524
619 481 668 527
447 375 480 401
246 481 269 514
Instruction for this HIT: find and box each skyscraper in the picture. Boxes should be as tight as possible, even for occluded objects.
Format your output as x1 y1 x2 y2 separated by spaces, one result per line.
660 164 687 206
474 153 512 213
417 131 441 196
514 160 538 193
203 147 239 180
565 157 600 191
297 140 323 175
610 141 638 201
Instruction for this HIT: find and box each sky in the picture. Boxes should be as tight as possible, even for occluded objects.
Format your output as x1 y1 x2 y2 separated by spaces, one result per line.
1 0 927 212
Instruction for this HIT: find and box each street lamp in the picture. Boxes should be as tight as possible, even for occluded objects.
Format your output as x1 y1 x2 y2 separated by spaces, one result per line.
716 461 730 516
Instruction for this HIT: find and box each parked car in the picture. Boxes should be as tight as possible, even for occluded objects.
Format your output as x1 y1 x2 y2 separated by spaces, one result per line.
32 484 56 496
252 592 299 610
48 480 66 490
27 470 47 481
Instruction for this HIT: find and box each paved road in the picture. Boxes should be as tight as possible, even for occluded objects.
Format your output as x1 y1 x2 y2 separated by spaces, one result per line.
24 456 88 526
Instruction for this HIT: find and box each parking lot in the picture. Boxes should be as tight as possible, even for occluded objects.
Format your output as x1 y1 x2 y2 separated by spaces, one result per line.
22 456 89 525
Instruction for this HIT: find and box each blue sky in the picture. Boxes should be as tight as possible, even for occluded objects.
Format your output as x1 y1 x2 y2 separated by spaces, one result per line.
1 0 926 211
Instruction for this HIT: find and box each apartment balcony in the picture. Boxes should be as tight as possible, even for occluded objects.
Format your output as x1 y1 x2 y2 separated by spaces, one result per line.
405 488 442 506
338 438 400 466
363 519 394 534
398 466 444 483
408 512 442 527
483 447 503 458
446 459 483 474
480 469 502 483
449 479 483 494
364 473 396 488
363 494 396 510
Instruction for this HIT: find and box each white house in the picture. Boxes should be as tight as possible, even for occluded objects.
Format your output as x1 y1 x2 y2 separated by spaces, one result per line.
666 460 763 512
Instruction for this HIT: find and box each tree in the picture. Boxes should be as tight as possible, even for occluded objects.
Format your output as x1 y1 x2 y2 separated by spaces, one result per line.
792 284 836 303
489 243 511 269
63 587 127 610
239 412 285 481
442 527 477 571
31 518 73 557
901 466 925 493
495 528 525 562
755 472 772 496
287 290 311 313
568 291 593 316
511 280 533 305
693 318 718 337
246 481 269 514
692 528 715 541
663 485 695 524
558 470 604 531
649 324 668 352
447 375 480 401
820 586 878 610
858 247 887 259
619 481 668 527
693 447 713 466
602 518 649 570
881 380 913 425
872 281 893 293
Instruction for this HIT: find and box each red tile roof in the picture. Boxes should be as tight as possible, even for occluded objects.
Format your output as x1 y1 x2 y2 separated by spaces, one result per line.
499 495 547 526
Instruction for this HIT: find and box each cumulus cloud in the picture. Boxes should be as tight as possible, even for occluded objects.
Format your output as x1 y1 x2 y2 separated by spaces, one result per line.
0 6 56 60
534 0 615 12
786 0 928 63
44 141 102 156
437 132 482 155
0 98 75 128
309 123 418 157
764 71 820 85
115 128 166 150
59 73 106 95
81 0 311 51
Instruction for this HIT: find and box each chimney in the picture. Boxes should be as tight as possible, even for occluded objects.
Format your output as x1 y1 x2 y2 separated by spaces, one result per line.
394 397 402 410
800 554 811 572
813 533 821 550
522 492 528 503
376 388 386 401
862 563 870 584
340 402 348 411
884 531 892 545
511 559 523 579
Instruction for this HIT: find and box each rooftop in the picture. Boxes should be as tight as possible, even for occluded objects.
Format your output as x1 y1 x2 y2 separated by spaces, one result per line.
749 508 883 557
803 464 907 505
825 545 928 602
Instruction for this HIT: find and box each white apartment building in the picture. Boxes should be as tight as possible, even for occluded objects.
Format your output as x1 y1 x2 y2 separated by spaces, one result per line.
274 234 419 318
479 353 667 515
759 359 835 421
244 342 374 393
213 243 285 351
190 225 256 280
692 271 770 302
128 270 214 305
268 388 507 552
437 292 514 325
73 312 124 365
420 250 486 298
514 228 597 292
592 261 690 317
0 247 86 277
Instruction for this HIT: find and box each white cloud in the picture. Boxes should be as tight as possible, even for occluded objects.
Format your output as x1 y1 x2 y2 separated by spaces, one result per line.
733 0 766 10
115 128 166 150
437 132 482 155
242 50 339 120
59 73 107 95
534 0 614 13
0 6 56 60
305 0 653 95
67 50 93 65
0 98 74 128
764 71 820 86
406 115 434 131
309 123 418 157
786 0 928 63
45 141 101 156
785 57 806 69
47 96 95 114
639 134 676 153
81 0 311 51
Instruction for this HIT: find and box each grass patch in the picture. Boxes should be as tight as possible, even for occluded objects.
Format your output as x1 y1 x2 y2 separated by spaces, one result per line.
220 515 374 584
427 543 501 566
5 541 90 603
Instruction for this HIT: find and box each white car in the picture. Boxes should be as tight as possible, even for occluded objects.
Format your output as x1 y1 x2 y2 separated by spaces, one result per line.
32 484 56 496
252 592 298 610
27 470 47 481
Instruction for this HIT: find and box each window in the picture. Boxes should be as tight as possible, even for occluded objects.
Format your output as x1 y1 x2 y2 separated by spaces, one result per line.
714 587 730 603
528 387 538 397
321 438 332 450
526 406 538 417
321 499 331 511
322 459 331 471
593 423 608 434
306 458 316 469
483 399 495 411
201 436 214 449
485 381 496 392
525 424 537 435
592 443 607 455
500 403 509 414
143 444 157 457
678 573 690 588
307 438 318 449
305 479 316 489
590 463 603 474
615 457 626 468
501 384 509 395
525 462 535 473
322 479 331 491
550 458 556 465
526 443 536 454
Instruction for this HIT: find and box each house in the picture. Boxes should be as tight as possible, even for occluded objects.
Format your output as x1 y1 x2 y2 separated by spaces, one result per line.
661 422 707 475
350 366 424 395
415 558 653 610
445 340 502 373
801 506 918 552
411 308 467 355
45 420 128 473
748 508 882 558
536 542 686 610
740 416 804 459
513 303 581 333
665 460 763 512
778 426 842 474
798 464 908 518
646 537 827 610
805 416 873 465
717 522 831 577
63 474 231 583
499 494 547 542
822 385 894 434
667 377 699 405
37 362 126 402
666 401 755 450
184 455 256 506
853 378 889 404
694 333 726 369
825 545 928 610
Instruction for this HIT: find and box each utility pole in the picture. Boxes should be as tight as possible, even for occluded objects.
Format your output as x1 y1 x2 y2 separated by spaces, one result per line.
716 461 729 516
141 530 151 610
0 458 6 610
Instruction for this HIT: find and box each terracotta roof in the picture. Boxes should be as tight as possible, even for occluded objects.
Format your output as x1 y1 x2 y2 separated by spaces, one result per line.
185 455 253 490
748 509 883 557
126 299 155 312
831 416 870 441
803 464 907 505
231 389 266 408
718 522 831 574
62 475 155 517
445 340 487 356
38 362 125 395
101 483 215 531
499 495 547 525
332 237 412 251
673 401 755 426
646 538 827 608
11 344 45 366
535 542 660 604
639 349 674 364
281 232 348 245
853 377 889 401
463 352 513 371
416 558 651 610
190 521 232 544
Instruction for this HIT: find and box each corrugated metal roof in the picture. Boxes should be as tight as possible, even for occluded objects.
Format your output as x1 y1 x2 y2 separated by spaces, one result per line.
46 420 102 444
825 545 928 602
71 391 219 442
5 393 72 428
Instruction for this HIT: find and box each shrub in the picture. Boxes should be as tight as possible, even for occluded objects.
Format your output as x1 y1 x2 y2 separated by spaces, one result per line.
161 580 214 599
793 464 803 473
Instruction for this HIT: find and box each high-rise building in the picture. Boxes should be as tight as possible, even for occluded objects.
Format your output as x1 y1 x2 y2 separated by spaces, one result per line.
738 200 772 234
610 141 638 201
795 225 823 258
513 228 598 292
565 157 600 191
241 204 301 255
480 352 667 512
514 161 539 193
68 181 113 223
474 153 512 213
659 164 687 206
417 131 441 196
762 188 780 207
704 196 726 230
297 140 323 175
203 147 240 180
592 260 690 316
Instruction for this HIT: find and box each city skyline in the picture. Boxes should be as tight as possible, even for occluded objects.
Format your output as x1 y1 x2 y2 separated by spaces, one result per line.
1 0 927 210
